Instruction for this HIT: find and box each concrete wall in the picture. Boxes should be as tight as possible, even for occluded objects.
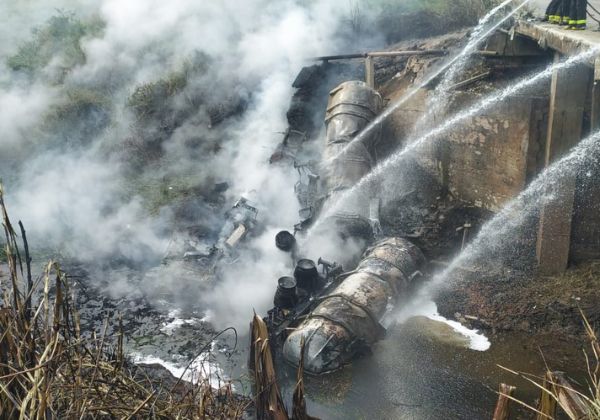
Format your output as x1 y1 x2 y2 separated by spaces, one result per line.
379 85 599 264
381 89 548 212
571 88 600 263
374 25 600 266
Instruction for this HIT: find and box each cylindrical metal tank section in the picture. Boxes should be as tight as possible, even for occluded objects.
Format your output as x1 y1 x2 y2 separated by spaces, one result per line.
322 80 383 197
307 81 384 265
283 237 425 374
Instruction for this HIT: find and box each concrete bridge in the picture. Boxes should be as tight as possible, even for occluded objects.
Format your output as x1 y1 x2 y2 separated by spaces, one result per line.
316 18 600 275
512 20 600 274
376 20 600 276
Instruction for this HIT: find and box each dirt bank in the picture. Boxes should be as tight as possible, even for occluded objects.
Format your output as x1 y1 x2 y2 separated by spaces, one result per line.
437 261 600 346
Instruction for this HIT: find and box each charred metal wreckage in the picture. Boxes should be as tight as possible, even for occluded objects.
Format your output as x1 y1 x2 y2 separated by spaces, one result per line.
166 78 426 375
281 238 424 374
166 197 259 270
265 80 427 374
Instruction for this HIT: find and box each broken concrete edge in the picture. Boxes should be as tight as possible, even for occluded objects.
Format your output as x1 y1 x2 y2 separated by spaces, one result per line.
514 20 599 65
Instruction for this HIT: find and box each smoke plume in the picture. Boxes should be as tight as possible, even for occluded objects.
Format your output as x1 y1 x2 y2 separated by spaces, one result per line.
0 0 383 329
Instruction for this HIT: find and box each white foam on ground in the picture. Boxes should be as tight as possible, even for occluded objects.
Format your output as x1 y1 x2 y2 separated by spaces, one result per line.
160 309 209 335
395 299 491 351
132 343 229 389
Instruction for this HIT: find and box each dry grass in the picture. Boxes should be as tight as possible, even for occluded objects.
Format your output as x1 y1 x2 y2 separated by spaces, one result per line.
580 314 600 418
0 183 248 419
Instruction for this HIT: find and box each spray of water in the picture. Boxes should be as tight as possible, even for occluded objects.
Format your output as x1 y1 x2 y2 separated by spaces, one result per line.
325 0 531 166
308 46 600 240
397 128 600 318
409 0 516 139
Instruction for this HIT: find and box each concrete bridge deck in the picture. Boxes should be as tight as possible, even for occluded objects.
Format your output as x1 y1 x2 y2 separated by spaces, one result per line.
515 20 600 57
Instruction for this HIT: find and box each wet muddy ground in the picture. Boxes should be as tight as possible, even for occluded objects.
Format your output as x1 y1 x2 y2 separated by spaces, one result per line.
274 318 589 419
220 298 591 419
1 254 594 420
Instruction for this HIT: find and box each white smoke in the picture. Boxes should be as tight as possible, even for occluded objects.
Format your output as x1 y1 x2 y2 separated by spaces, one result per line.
0 0 373 328
0 84 57 153
0 1 98 57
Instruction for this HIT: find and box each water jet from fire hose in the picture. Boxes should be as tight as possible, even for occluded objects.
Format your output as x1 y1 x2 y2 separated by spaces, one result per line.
305 47 600 246
323 0 532 167
409 0 521 140
397 128 600 319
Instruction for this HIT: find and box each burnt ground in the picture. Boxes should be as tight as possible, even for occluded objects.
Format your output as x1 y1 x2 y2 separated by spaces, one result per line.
437 261 600 349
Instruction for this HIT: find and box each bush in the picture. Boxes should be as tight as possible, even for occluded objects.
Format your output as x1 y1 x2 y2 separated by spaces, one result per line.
127 54 210 123
347 0 502 44
42 87 112 145
7 12 104 81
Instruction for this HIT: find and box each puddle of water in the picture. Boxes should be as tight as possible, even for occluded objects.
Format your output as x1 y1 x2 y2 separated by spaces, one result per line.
160 309 207 335
134 307 234 389
264 319 587 420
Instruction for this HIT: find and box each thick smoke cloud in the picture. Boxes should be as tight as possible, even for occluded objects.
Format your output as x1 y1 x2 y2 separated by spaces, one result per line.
0 0 374 328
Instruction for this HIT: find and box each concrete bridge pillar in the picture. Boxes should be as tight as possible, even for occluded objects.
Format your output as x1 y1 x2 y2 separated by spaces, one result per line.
536 53 591 275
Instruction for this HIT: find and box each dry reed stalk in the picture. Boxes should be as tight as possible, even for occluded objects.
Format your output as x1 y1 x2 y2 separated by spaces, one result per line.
499 310 600 420
251 313 289 420
493 383 516 420
0 184 247 419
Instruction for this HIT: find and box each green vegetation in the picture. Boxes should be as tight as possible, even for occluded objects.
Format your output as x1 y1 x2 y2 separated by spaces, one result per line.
126 174 207 215
6 12 111 147
345 0 502 43
128 71 188 121
124 54 220 212
43 87 112 142
128 54 210 122
360 0 501 17
7 12 104 81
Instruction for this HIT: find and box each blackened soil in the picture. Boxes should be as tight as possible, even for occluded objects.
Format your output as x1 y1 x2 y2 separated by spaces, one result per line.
437 260 600 354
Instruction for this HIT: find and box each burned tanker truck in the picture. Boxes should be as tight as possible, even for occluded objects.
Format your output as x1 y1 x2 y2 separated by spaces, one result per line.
266 81 426 374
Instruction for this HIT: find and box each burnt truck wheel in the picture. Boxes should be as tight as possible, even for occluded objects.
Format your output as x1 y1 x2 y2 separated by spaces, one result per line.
275 230 296 252
274 276 299 309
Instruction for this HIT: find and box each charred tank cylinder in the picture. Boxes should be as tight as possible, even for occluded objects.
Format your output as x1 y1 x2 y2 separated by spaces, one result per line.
323 80 383 196
283 237 425 374
313 81 384 253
